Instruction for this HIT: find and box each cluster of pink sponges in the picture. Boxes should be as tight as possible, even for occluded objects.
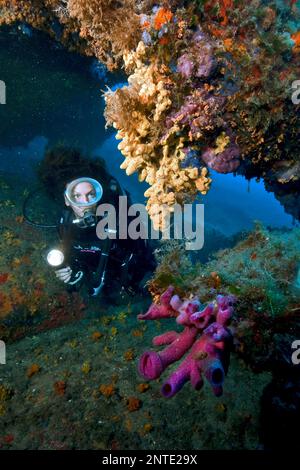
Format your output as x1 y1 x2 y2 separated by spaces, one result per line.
137 286 235 398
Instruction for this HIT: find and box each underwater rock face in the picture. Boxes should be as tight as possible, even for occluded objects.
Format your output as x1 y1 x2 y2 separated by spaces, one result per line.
264 173 300 222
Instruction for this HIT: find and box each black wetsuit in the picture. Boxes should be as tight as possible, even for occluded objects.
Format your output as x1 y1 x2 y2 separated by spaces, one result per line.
57 207 154 296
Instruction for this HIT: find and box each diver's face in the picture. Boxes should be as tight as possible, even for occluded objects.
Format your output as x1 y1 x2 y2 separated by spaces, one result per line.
69 182 97 217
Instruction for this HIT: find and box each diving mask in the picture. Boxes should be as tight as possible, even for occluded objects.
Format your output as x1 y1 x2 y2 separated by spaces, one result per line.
64 177 103 208
64 177 103 227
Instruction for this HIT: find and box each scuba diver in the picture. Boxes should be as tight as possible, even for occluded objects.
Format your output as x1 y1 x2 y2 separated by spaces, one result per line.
50 175 154 298
23 145 155 300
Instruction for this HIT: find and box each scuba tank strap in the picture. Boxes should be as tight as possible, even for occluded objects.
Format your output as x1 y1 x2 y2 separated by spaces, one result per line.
57 209 74 239
89 236 113 297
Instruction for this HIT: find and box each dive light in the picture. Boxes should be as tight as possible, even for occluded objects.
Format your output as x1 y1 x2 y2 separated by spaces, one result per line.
46 249 65 267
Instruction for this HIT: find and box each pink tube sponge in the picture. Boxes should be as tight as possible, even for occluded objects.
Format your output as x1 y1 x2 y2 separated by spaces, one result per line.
161 325 231 398
190 303 215 329
137 287 235 398
138 326 198 380
137 285 177 320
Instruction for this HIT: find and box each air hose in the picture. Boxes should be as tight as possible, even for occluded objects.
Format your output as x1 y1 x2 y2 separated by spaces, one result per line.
22 187 59 229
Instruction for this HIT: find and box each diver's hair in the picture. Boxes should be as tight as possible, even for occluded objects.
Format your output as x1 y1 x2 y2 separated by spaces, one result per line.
38 145 112 202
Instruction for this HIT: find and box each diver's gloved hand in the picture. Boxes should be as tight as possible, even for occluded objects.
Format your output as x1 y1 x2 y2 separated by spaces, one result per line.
55 266 72 283
55 267 84 286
